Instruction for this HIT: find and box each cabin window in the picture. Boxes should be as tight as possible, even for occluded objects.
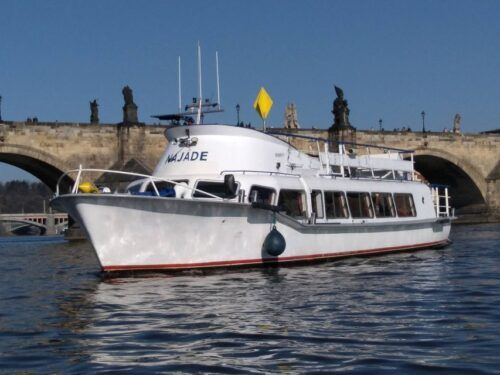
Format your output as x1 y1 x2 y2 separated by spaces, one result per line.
311 190 324 219
249 186 275 205
325 191 349 219
371 192 396 217
278 190 306 219
145 180 188 196
394 193 416 217
193 180 237 199
346 192 374 218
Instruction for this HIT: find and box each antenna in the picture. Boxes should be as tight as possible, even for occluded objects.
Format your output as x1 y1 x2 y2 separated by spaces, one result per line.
151 43 225 124
178 56 182 113
196 42 202 124
216 51 221 110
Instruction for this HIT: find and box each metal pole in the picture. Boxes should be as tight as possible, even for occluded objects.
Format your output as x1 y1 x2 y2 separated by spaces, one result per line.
216 51 221 109
410 153 414 181
198 43 202 102
379 118 382 131
421 110 426 133
236 104 240 125
324 143 331 175
196 42 202 124
445 188 449 216
178 56 182 113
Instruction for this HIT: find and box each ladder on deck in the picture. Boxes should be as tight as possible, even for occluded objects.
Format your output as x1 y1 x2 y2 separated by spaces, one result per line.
431 185 452 217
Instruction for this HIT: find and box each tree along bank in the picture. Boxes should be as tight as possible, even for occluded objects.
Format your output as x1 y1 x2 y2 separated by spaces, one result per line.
0 181 52 214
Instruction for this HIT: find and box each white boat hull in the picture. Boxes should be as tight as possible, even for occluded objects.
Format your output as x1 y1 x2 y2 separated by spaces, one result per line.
52 194 451 272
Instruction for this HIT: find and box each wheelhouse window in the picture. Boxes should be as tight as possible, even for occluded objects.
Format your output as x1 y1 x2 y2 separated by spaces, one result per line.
145 180 188 197
249 186 275 205
371 192 395 218
346 192 374 218
325 191 349 219
311 190 324 219
394 193 416 217
193 181 237 199
278 190 306 219
145 181 172 192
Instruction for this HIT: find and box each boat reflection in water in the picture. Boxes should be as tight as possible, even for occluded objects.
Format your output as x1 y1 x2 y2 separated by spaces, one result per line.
70 247 458 371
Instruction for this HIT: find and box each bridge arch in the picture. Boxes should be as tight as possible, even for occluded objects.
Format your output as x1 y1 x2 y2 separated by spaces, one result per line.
412 148 486 211
0 218 48 234
0 144 73 191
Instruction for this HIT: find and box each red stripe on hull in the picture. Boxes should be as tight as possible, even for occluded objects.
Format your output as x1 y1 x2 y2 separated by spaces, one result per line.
102 240 450 272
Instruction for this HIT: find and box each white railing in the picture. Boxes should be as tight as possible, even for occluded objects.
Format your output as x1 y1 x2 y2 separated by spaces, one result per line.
316 143 415 181
55 165 222 200
266 131 416 181
431 185 451 217
219 170 300 177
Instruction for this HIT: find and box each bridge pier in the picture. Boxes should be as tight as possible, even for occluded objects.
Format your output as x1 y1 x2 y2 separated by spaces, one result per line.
44 214 57 236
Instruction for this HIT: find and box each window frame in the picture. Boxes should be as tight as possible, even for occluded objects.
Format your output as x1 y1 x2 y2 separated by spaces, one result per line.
324 190 349 219
393 193 417 217
371 192 396 218
346 191 374 219
192 179 240 199
248 185 276 205
145 179 188 193
277 189 307 219
310 190 325 219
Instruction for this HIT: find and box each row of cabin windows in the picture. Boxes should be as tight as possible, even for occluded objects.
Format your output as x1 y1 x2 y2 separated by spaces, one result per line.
313 191 416 219
276 189 416 219
187 181 416 220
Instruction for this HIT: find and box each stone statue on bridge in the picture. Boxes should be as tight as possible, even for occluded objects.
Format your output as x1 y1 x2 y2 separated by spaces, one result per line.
122 85 138 124
328 85 356 147
284 103 300 129
332 86 353 130
90 99 99 124
453 113 461 134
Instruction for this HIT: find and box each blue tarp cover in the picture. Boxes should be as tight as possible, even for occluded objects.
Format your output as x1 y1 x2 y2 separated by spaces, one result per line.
132 188 175 197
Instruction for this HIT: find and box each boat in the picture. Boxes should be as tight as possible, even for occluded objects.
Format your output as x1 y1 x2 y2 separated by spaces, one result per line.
50 123 453 273
50 47 453 273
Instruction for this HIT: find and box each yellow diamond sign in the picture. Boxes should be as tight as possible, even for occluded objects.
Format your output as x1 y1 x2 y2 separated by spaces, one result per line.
253 87 273 120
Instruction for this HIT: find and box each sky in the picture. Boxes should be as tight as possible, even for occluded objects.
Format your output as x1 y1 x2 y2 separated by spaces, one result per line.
1 0 500 181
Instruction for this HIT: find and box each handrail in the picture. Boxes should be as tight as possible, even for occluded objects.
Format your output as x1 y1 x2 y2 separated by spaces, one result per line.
220 170 300 177
55 167 223 200
265 130 415 153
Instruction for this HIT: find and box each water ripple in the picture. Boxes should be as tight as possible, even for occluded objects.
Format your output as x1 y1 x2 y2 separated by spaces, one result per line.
0 225 499 373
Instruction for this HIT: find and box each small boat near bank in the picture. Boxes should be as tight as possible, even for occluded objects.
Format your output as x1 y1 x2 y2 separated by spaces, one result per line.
50 124 453 273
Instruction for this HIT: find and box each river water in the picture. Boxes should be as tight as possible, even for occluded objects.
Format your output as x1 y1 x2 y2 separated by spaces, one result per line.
0 224 499 374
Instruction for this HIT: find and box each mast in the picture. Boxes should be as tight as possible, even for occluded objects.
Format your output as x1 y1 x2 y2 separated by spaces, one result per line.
178 56 182 114
216 51 221 110
196 42 202 124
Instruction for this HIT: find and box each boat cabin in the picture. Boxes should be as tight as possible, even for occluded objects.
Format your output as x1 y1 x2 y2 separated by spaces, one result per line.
123 125 451 223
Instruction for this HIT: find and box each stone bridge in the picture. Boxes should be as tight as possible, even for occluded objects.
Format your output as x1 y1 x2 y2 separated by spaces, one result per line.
0 121 498 222
0 212 69 235
0 121 167 192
